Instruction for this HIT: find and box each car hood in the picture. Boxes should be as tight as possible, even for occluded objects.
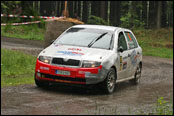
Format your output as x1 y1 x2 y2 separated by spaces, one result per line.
39 44 112 62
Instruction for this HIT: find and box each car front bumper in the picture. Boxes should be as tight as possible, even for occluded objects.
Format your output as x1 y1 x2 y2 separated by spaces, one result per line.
35 59 105 85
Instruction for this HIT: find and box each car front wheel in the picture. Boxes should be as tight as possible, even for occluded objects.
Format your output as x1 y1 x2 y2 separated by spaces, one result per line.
101 68 116 94
35 77 49 88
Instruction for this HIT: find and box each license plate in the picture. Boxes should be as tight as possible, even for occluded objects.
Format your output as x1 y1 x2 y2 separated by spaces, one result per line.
55 70 70 76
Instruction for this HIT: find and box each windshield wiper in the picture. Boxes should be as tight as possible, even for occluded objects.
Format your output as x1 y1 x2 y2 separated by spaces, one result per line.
88 32 108 48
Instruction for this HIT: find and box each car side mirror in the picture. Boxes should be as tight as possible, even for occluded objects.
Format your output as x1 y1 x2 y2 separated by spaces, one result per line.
118 46 123 53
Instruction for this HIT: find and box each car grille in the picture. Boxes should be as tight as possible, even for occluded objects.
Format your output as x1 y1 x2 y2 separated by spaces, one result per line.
41 73 86 83
52 58 80 66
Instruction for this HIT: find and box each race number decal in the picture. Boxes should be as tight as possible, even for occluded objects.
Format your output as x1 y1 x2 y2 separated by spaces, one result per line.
120 56 123 71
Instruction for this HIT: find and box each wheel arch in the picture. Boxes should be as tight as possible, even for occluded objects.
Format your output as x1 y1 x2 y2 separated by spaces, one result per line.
139 61 142 69
111 65 117 80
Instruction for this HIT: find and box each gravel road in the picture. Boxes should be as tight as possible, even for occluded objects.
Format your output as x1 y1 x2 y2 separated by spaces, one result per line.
1 37 173 115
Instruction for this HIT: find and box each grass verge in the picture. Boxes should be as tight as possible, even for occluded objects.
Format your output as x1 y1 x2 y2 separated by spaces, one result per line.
1 48 36 87
1 24 45 41
133 28 173 59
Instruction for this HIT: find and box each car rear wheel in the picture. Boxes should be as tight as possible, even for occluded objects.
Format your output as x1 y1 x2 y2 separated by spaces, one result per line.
130 63 142 84
101 68 116 94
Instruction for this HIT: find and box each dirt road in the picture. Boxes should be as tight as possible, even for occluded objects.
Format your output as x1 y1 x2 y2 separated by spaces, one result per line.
1 37 173 115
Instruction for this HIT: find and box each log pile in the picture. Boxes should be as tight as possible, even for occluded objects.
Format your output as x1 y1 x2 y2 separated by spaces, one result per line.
44 17 84 47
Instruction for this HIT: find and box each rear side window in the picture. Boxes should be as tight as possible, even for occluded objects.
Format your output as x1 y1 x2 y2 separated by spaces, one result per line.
124 32 138 49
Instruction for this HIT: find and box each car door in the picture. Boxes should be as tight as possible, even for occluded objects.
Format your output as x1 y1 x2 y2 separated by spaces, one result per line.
123 31 139 77
117 31 130 80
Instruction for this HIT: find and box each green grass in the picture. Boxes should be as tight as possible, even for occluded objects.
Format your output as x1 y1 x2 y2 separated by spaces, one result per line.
1 24 45 41
133 28 173 59
1 48 36 87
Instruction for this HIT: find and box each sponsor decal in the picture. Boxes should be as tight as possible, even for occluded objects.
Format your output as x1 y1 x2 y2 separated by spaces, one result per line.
127 33 132 41
56 51 84 56
123 56 128 60
68 48 82 51
130 50 137 66
123 62 127 70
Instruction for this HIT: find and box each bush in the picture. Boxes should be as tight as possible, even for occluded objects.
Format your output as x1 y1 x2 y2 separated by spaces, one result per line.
120 12 145 29
87 15 109 26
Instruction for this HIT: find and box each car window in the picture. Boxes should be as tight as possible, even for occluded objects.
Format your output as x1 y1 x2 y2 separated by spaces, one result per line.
118 32 128 51
54 27 113 50
124 32 138 49
91 34 113 49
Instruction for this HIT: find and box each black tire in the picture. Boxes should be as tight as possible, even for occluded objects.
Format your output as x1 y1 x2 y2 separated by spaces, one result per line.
130 63 142 85
101 68 116 94
35 77 49 88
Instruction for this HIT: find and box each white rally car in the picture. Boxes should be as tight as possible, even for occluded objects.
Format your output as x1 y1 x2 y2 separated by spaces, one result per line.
35 25 142 94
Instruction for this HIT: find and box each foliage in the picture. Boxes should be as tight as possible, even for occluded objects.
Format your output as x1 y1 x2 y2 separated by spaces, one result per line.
154 97 173 115
87 15 109 26
120 12 145 29
1 1 21 10
1 1 21 14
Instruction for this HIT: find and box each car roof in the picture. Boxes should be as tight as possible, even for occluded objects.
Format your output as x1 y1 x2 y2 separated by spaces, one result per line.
72 24 123 32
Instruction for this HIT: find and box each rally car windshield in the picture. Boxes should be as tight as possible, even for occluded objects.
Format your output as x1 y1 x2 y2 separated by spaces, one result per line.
54 27 114 50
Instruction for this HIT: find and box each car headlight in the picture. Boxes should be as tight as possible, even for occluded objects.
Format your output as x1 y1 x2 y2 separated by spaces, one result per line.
38 56 51 64
82 60 101 68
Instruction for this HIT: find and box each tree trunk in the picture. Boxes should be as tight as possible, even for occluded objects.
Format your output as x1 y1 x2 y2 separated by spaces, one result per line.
40 1 52 16
61 1 65 16
100 1 105 20
74 1 78 14
149 1 157 28
110 1 121 26
142 1 147 27
91 1 96 16
77 1 81 19
110 1 115 25
161 1 167 27
91 1 100 17
115 1 121 26
82 1 89 23
56 1 60 16
105 1 108 22
68 1 73 18
156 1 162 29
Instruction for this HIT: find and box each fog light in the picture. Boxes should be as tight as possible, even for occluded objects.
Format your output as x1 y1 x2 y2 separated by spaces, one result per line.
37 72 41 77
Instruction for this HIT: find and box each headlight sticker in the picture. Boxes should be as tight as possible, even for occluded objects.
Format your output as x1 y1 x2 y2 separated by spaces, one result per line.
40 66 49 70
56 51 84 56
